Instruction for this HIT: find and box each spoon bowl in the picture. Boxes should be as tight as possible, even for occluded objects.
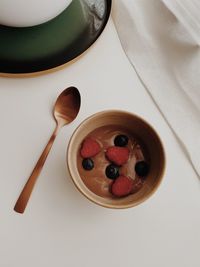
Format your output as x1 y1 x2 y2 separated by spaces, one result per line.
54 87 81 125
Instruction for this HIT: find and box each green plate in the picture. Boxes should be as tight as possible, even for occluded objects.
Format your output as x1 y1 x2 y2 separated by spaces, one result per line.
0 0 111 75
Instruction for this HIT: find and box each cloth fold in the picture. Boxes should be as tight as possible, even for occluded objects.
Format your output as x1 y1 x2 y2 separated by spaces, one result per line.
162 0 200 45
112 0 200 177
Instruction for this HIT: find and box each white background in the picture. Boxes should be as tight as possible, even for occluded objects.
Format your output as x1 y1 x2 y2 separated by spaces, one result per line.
0 19 199 267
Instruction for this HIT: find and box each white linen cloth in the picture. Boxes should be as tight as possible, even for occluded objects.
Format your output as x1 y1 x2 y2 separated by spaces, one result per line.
112 0 200 177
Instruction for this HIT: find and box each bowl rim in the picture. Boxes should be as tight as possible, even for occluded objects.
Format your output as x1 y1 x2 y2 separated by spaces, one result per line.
67 109 166 209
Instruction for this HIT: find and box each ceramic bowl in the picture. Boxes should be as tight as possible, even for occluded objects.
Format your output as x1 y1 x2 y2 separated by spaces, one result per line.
67 110 165 209
0 0 73 27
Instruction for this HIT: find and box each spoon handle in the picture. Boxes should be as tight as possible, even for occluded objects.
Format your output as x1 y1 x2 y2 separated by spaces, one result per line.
14 125 60 214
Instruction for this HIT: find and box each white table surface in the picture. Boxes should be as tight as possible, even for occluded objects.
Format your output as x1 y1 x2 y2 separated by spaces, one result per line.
0 18 199 267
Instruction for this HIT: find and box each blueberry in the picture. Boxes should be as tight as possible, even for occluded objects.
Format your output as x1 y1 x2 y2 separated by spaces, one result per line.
135 161 149 177
114 135 129 147
105 164 119 179
82 158 94 171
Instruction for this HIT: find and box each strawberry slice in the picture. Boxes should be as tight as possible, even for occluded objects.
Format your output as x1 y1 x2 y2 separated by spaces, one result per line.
111 175 133 197
106 146 129 166
80 138 101 158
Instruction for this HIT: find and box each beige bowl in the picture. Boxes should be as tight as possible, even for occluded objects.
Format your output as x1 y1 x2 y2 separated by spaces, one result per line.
0 0 73 27
67 110 165 209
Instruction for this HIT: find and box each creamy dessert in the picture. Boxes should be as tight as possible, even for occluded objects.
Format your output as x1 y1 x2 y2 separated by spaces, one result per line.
77 125 150 199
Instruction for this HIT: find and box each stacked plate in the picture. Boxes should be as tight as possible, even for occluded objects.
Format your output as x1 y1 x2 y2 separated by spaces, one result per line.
0 0 111 76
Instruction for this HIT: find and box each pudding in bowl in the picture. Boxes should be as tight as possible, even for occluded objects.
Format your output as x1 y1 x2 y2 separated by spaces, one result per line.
67 110 165 209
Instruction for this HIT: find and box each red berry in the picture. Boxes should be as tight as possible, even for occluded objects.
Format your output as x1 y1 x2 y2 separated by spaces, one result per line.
111 175 133 197
106 146 129 166
80 138 101 158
